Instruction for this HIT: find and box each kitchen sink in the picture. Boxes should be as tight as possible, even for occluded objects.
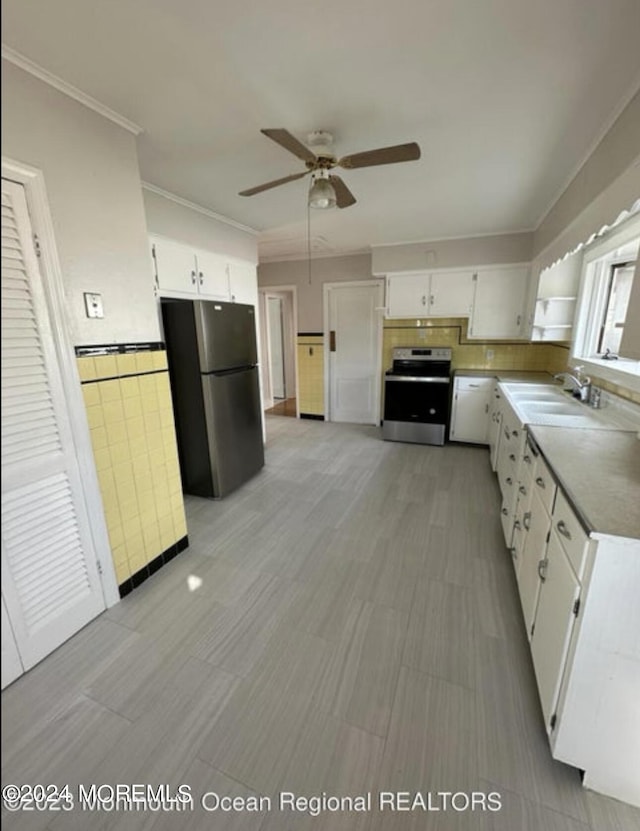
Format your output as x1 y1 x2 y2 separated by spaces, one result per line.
514 400 583 415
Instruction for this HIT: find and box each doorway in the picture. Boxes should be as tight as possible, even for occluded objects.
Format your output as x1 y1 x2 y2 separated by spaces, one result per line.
1 167 115 688
323 281 384 425
259 286 298 417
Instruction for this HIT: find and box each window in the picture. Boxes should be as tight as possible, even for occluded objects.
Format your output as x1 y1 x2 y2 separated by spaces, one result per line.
572 211 640 391
596 260 635 356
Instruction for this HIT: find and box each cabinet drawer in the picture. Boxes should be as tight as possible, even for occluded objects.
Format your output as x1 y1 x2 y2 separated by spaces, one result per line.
532 453 557 516
455 376 492 393
552 488 590 579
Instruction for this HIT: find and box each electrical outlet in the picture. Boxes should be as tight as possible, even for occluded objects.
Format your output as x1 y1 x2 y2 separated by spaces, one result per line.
84 292 104 319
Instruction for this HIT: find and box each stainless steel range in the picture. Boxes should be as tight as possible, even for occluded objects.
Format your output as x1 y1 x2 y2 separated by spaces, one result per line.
382 347 452 446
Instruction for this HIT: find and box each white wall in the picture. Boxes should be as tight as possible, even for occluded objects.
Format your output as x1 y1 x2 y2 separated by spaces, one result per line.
258 253 372 331
1 60 159 346
143 187 258 263
371 232 533 274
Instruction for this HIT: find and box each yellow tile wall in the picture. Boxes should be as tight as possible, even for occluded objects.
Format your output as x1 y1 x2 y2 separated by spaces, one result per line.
297 335 324 416
77 350 187 588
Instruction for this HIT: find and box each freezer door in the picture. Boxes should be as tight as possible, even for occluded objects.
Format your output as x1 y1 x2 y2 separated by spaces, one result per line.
195 300 257 371
201 366 265 497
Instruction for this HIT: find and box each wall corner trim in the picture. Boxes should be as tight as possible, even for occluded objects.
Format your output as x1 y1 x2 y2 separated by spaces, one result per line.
1 44 144 135
142 181 260 236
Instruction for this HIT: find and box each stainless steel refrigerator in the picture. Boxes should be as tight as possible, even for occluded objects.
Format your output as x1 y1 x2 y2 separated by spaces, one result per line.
161 299 264 498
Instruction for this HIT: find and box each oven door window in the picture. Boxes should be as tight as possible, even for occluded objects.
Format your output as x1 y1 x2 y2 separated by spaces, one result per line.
384 380 450 424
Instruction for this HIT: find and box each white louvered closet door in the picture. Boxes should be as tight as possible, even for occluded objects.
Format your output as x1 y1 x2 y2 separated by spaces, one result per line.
1 178 105 677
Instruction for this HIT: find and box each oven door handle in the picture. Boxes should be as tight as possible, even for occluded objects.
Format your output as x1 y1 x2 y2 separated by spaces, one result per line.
385 375 451 383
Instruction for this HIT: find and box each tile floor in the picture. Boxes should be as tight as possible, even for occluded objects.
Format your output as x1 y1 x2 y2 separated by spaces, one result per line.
1 416 639 830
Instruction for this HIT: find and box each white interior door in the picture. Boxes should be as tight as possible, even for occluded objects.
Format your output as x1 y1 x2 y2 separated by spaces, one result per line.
1 178 106 679
326 282 383 424
267 296 285 399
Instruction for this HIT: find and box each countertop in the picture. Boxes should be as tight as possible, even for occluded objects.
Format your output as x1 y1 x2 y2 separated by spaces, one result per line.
454 369 555 383
528 425 640 540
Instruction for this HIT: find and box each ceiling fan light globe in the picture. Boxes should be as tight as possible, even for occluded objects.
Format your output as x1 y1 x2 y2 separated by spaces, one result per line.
309 178 337 209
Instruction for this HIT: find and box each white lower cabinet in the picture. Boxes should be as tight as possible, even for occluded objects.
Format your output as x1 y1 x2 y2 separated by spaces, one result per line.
496 426 640 806
449 376 492 443
516 487 551 636
530 527 581 727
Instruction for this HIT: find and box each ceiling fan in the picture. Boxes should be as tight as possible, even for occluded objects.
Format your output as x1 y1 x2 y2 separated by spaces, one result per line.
239 129 421 209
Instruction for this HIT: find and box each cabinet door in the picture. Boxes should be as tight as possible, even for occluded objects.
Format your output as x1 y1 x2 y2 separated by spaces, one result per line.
516 487 551 636
531 529 580 729
449 386 490 443
386 273 429 317
195 250 230 300
469 266 529 338
152 236 198 294
228 260 258 306
430 271 474 316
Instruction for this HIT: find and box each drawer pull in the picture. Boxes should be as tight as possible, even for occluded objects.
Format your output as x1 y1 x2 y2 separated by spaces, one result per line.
535 476 546 489
557 520 572 540
501 507 508 516
537 558 548 583
519 485 527 495
509 453 516 461
523 511 531 531
506 477 513 485
513 519 521 530
523 454 532 464
512 429 519 437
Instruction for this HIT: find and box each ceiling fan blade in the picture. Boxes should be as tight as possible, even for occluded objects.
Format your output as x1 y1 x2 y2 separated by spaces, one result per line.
329 175 357 209
261 128 317 164
338 142 421 169
239 171 308 196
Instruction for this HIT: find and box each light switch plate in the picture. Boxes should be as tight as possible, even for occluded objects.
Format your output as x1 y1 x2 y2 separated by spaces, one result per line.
84 292 104 319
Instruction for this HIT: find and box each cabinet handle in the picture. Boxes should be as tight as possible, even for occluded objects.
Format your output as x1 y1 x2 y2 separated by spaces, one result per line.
523 511 531 531
523 454 531 464
556 520 572 540
509 453 516 461
516 314 522 327
512 429 519 437
501 507 508 516
519 484 527 495
199 271 204 286
504 426 511 439
485 403 489 414
509 546 517 558
535 476 545 489
468 383 479 388
191 270 197 285
506 476 513 485
430 295 435 305
421 295 426 306
537 558 548 583
513 519 521 530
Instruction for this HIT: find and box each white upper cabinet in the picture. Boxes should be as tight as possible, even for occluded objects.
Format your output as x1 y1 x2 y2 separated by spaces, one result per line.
151 235 202 295
228 259 258 306
385 269 474 318
150 235 258 306
385 272 430 317
195 249 231 300
429 270 474 316
468 265 530 339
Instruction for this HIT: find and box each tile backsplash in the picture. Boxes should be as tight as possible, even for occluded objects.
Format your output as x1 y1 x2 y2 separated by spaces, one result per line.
76 345 188 596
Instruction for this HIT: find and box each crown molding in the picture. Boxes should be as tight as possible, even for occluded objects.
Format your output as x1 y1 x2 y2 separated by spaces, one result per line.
1 44 143 135
141 181 259 236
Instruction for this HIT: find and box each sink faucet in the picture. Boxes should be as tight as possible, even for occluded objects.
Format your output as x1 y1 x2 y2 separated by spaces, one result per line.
553 368 591 402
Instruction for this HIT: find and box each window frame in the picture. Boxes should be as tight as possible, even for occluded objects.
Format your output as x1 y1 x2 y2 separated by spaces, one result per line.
571 212 640 393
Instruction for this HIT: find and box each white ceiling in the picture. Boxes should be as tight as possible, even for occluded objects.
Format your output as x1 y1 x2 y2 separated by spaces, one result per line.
3 0 640 261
